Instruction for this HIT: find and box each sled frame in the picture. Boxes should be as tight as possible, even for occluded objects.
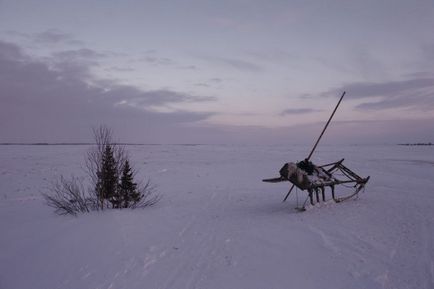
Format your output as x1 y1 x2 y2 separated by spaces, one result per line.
263 158 370 208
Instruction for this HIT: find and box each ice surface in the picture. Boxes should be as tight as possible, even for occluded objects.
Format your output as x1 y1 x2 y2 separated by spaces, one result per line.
1 144 433 289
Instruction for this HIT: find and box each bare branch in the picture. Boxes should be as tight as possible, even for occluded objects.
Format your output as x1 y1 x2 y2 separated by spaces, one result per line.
42 176 92 216
131 179 161 208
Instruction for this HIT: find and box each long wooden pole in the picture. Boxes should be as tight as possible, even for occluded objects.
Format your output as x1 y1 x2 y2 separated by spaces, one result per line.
282 91 346 202
306 91 346 160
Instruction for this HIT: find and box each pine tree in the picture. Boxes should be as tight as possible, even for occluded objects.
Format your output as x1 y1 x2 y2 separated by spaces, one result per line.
98 145 120 208
119 160 141 208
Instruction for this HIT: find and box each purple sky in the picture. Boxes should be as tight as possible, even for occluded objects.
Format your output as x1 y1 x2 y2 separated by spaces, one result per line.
1 0 434 144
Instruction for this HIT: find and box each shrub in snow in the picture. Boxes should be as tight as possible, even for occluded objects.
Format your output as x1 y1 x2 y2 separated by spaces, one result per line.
42 176 94 216
43 126 160 215
119 159 137 208
119 160 160 209
97 144 121 209
85 125 127 210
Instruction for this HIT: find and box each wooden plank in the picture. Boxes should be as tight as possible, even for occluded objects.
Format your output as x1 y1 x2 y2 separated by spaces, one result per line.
318 158 345 168
262 177 285 183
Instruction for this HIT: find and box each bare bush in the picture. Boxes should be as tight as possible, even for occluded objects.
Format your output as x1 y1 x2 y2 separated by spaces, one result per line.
42 176 93 216
131 180 161 208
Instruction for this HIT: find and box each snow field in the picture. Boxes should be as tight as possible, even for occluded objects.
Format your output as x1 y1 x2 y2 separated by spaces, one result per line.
0 144 433 289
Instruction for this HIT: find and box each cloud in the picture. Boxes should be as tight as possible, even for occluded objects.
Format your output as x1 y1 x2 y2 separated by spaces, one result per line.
197 55 263 72
403 71 434 79
194 78 224 88
280 108 321 116
0 40 24 60
111 88 216 107
135 52 198 70
177 65 198 70
140 56 175 66
320 48 386 79
50 48 107 75
107 66 135 72
35 29 70 43
215 57 263 72
5 29 83 46
195 83 210 87
320 119 434 144
341 78 434 98
325 78 434 111
34 29 83 45
420 43 434 67
209 78 223 83
247 50 296 65
2 39 433 144
53 48 106 60
0 40 215 142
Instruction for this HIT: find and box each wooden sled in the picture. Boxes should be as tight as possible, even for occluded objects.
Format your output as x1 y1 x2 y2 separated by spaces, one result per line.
263 158 370 210
263 92 370 210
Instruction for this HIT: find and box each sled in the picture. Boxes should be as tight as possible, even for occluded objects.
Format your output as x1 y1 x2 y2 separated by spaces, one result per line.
263 158 370 209
262 91 370 210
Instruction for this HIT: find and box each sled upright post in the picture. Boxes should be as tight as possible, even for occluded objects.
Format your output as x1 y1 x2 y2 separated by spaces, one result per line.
306 91 345 161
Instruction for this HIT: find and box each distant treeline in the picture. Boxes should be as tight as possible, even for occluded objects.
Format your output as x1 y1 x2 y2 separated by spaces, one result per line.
398 142 433 146
0 143 202 146
0 142 93 146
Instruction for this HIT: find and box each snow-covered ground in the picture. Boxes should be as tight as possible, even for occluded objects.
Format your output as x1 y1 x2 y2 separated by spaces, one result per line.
0 144 433 289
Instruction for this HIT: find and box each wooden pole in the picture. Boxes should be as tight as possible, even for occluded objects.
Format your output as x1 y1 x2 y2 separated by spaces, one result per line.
282 91 346 202
282 185 294 202
306 91 345 161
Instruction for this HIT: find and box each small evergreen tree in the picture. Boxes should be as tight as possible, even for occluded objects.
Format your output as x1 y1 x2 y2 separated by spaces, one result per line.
98 145 120 208
119 160 142 208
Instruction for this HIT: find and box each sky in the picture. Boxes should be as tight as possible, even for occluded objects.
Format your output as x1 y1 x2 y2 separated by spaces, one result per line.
1 0 434 144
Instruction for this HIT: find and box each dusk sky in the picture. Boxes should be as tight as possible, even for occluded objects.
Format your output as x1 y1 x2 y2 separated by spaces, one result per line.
1 0 433 144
